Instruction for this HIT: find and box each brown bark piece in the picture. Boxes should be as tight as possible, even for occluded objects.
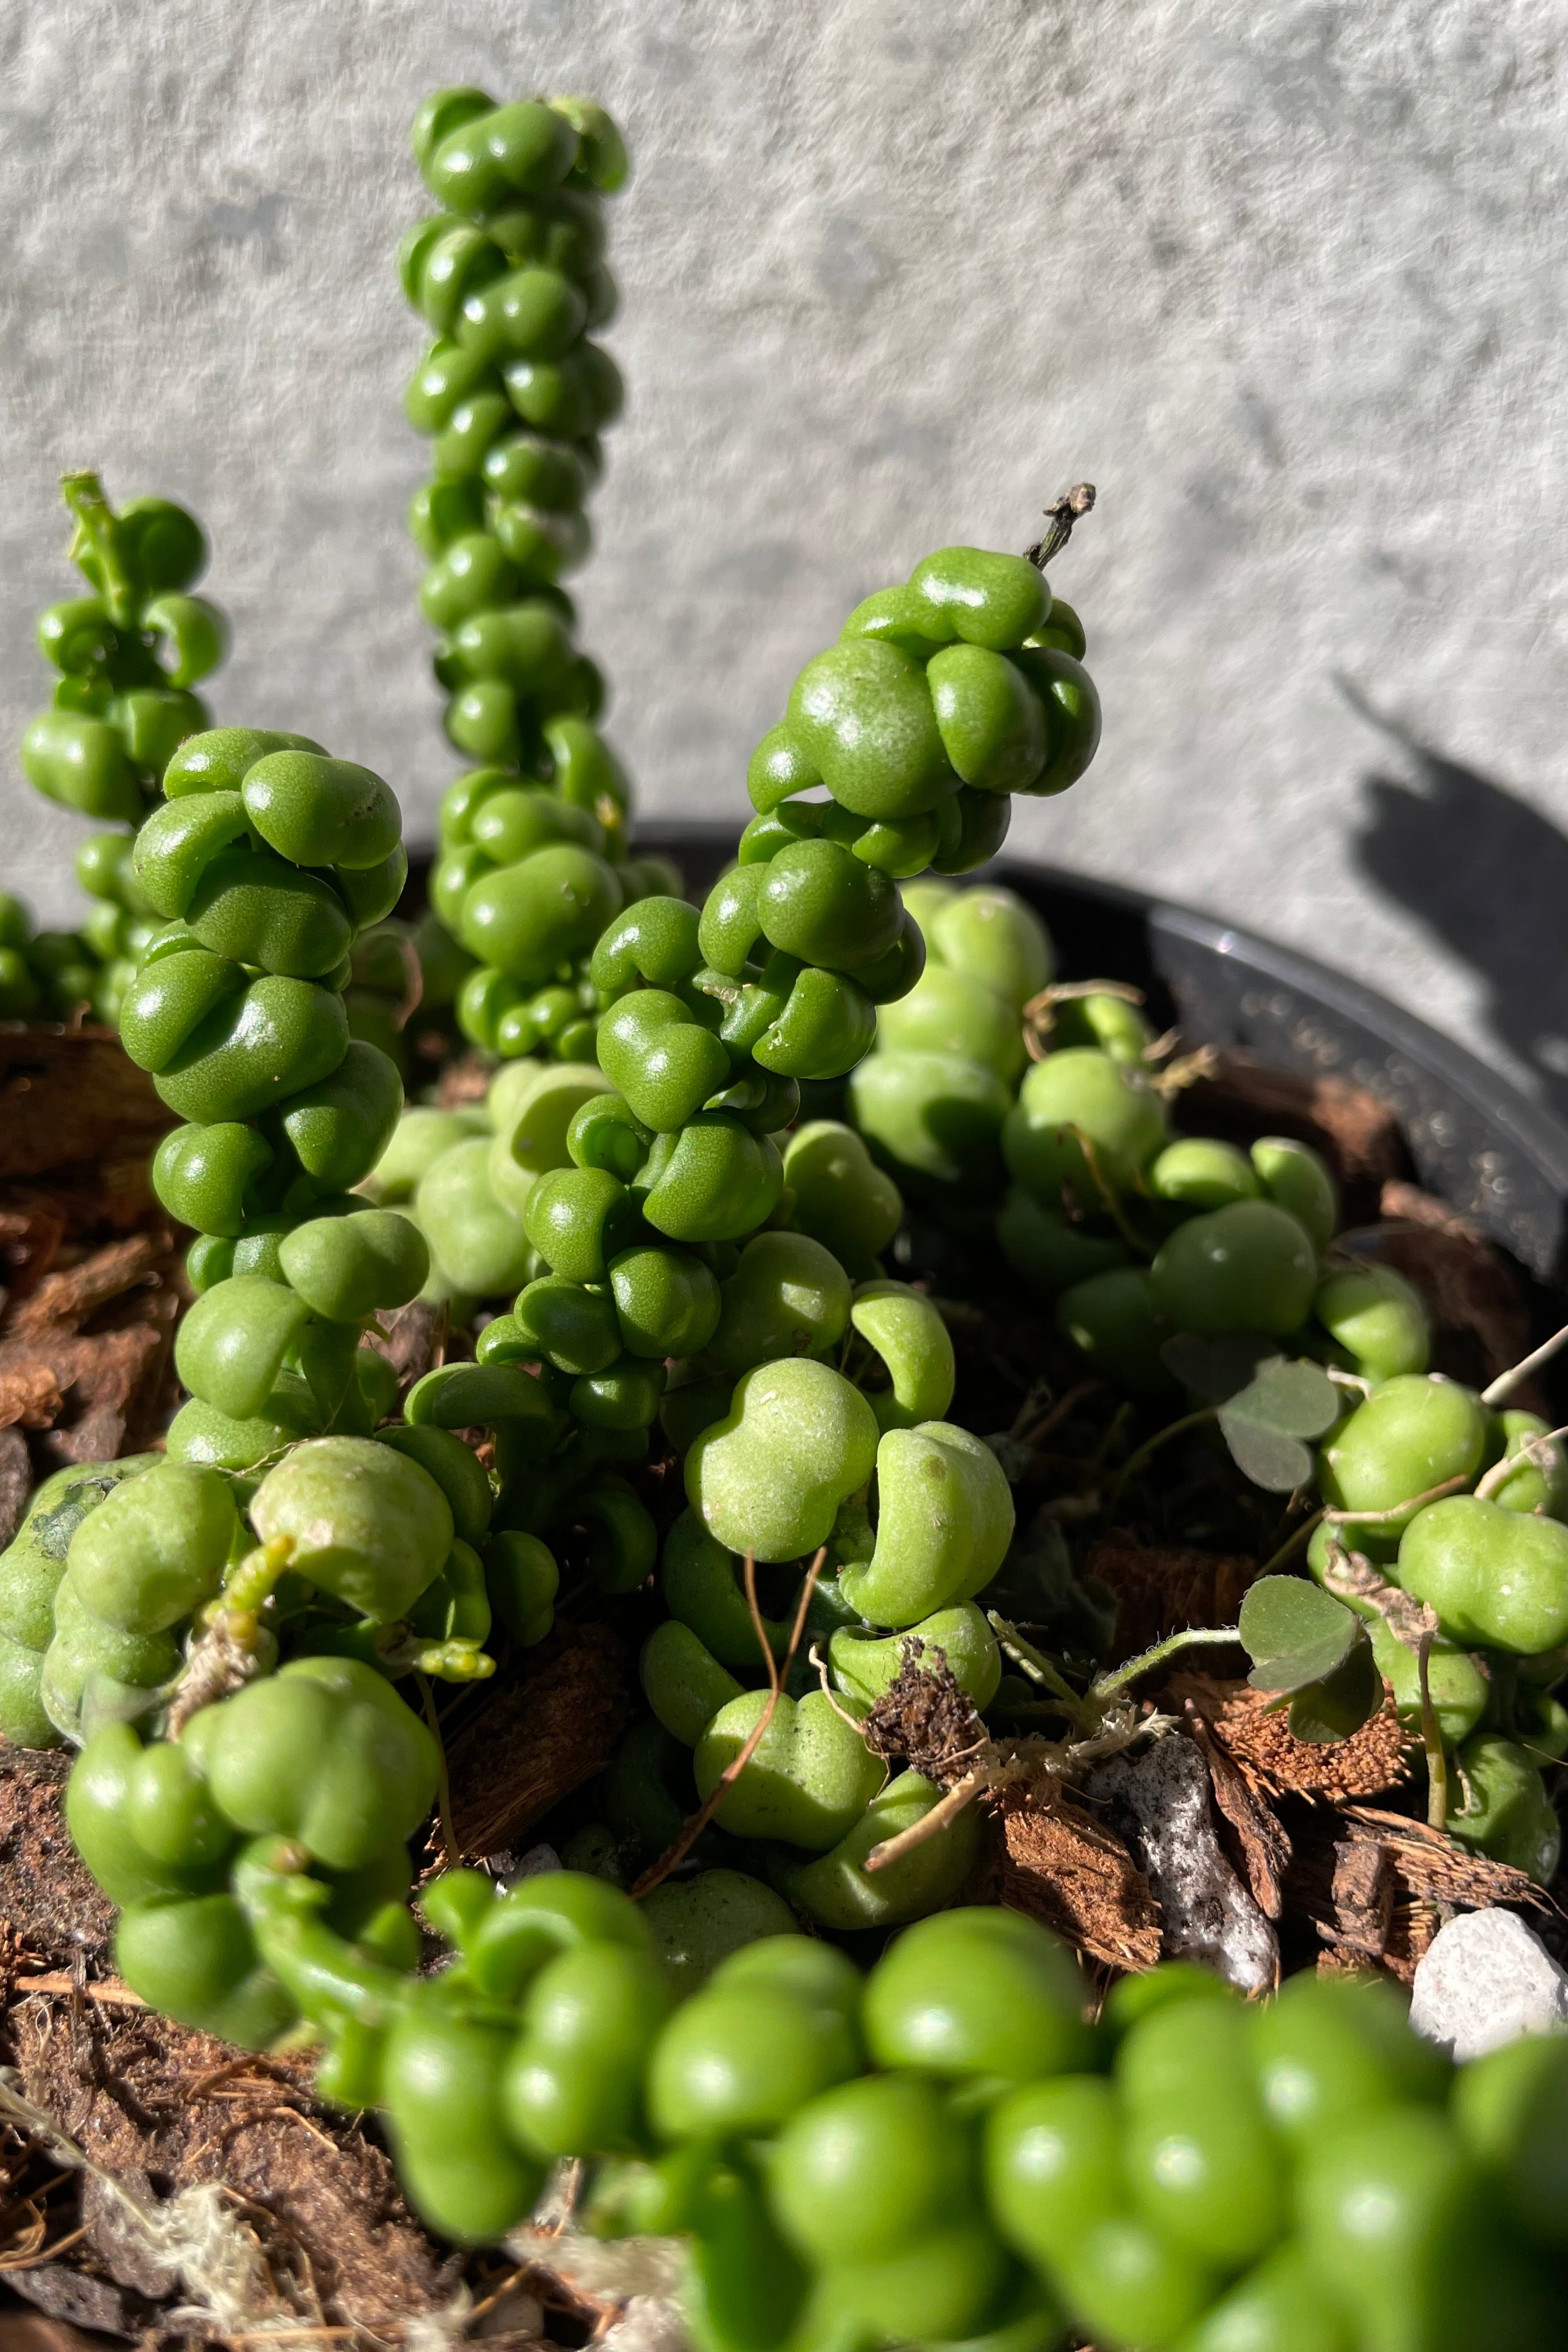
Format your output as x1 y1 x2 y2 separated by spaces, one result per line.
6 1236 164 1343
0 1035 173 1189
1 1314 172 1470
0 1429 32 1549
0 1368 63 1434
1282 1803 1548 1983
0 2314 120 2351
1327 1835 1396 1962
1087 1535 1254 1660
1179 1050 1402 1213
446 1618 635 1859
1172 1674 1415 1803
0 1206 64 1303
985 1786 1161 1972
1185 1704 1291 1919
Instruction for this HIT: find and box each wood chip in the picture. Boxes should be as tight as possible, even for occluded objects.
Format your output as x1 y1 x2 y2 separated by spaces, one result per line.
1 1307 177 1469
1281 1802 1549 1982
367 1296 448 1390
1185 1702 1290 1919
0 1206 64 1302
5 1234 165 1342
1087 1534 1254 1659
1326 1835 1396 1961
975 1784 1161 1972
445 1618 635 1860
1171 1673 1415 1803
0 1425 32 1546
0 1034 173 1189
0 1363 65 1432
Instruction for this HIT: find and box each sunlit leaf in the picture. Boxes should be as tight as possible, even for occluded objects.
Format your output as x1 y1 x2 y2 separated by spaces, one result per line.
1219 1418 1314 1493
1239 1574 1360 1693
1218 1357 1341 1490
1286 1633 1380 1744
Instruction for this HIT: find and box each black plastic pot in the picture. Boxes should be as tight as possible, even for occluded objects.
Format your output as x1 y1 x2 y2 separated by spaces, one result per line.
629 823 1568 1293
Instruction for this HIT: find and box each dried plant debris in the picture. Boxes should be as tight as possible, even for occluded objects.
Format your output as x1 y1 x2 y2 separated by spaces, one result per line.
446 1618 636 1860
0 1245 181 1469
861 1643 988 1786
2 2009 457 2339
368 1294 452 1392
0 1430 27 1552
1282 1804 1550 1983
1086 1730 1279 1993
1087 1535 1255 1660
978 1785 1161 1972
1170 1673 1416 1803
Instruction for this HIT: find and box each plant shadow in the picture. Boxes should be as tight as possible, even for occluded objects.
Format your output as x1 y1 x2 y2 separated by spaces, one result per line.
1346 682 1568 1123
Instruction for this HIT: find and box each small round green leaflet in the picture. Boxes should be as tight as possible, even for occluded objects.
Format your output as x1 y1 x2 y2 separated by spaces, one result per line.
1237 1575 1379 1742
1214 1353 1342 1493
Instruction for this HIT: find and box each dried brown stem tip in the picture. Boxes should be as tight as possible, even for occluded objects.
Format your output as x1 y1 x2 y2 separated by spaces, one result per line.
1025 484 1097 570
631 1550 825 1899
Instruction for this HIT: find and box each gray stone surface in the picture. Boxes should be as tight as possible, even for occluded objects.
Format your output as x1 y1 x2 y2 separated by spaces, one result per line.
1409 1906 1568 2061
6 2 1568 1110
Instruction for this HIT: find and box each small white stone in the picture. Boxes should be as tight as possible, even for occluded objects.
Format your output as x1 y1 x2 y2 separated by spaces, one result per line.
1409 1908 1568 2062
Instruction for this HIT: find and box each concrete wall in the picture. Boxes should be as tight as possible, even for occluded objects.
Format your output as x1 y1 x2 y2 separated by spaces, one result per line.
5 1 1568 1112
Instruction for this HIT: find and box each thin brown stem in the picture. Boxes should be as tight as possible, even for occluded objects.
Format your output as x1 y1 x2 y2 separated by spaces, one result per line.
1012 1378 1101 1451
743 1549 778 1694
862 1763 1006 1874
1024 484 1097 570
632 1550 825 1898
809 1641 870 1733
1475 1423 1568 1502
1067 1124 1154 1259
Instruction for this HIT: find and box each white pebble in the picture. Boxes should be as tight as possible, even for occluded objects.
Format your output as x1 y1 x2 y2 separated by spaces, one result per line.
1409 1908 1568 2062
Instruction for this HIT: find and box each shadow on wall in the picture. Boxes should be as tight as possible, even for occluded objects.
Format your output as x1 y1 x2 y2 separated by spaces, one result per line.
1345 681 1568 1122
